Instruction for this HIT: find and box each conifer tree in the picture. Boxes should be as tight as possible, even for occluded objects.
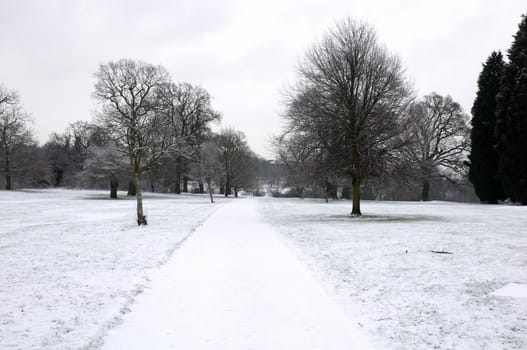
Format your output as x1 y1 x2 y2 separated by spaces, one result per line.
469 52 505 203
496 14 527 204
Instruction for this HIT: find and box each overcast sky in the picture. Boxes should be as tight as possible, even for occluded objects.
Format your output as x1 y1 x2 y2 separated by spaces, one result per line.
0 0 525 158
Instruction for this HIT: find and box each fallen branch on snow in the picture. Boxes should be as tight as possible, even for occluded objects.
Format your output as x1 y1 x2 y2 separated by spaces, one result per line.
430 250 453 254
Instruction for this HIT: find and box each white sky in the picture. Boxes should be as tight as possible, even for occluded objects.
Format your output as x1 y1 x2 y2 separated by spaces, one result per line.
0 0 525 158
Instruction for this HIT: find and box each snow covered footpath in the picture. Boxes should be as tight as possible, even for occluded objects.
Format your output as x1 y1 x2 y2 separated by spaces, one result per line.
259 198 527 349
102 199 371 349
0 189 219 350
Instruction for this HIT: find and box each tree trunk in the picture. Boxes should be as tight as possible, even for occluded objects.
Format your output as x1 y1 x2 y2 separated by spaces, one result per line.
421 178 430 201
351 177 361 215
5 173 11 190
174 180 181 194
183 176 189 193
351 144 362 216
323 179 329 203
127 179 136 196
174 157 182 194
174 174 181 194
4 146 11 190
207 178 214 203
110 173 118 199
135 170 147 225
225 178 231 197
53 168 64 187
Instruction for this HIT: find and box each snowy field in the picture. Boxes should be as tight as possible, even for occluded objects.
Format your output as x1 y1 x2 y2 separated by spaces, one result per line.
1 191 526 349
100 199 372 350
259 198 527 349
0 190 219 349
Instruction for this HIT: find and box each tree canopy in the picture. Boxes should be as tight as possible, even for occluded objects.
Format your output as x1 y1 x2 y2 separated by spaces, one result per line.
281 18 412 215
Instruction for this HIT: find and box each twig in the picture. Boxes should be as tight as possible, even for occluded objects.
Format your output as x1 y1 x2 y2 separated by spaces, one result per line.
430 250 453 254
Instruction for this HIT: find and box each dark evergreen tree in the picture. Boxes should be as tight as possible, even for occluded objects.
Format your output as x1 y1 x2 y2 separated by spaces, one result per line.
496 14 527 204
469 51 506 203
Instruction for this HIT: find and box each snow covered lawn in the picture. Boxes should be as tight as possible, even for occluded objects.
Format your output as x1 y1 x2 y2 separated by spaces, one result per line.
259 198 527 349
2 191 526 349
101 199 371 349
0 189 219 350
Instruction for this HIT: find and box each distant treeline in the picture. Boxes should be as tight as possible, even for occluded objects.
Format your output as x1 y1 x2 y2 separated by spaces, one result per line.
2 13 527 216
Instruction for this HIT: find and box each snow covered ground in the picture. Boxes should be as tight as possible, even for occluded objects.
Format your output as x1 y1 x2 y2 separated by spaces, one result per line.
2 191 526 349
101 199 371 349
259 198 527 349
0 189 219 349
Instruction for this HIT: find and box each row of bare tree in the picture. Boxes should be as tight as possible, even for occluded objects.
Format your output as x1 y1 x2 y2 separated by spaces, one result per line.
92 59 265 224
2 19 474 221
1 60 263 225
0 86 38 190
275 19 470 215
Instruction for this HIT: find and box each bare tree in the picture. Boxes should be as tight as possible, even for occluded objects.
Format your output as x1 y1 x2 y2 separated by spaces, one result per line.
282 18 412 215
230 147 257 197
406 93 470 201
42 121 100 187
44 132 73 187
0 86 17 110
77 141 129 191
171 83 221 149
198 140 221 203
93 59 173 225
274 133 323 198
110 172 119 199
157 82 221 193
65 121 97 171
0 86 35 190
216 128 255 197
